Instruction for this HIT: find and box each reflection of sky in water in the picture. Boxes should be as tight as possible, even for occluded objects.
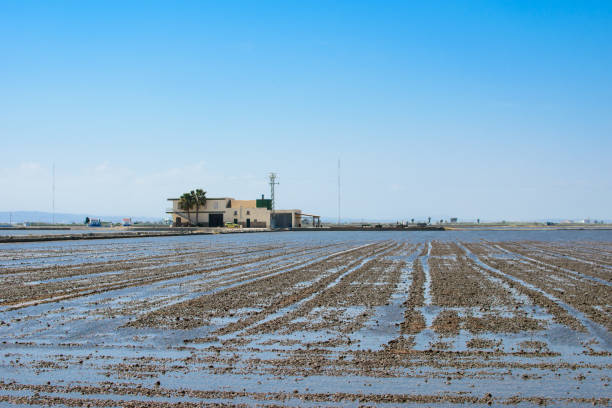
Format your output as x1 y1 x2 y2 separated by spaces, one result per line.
0 231 610 405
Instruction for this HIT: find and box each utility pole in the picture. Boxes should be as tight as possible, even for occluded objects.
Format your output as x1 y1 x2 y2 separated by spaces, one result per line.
52 163 55 224
337 159 341 225
269 173 279 212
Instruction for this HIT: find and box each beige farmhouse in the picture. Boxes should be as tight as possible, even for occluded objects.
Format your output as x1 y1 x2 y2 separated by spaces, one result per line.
167 195 320 229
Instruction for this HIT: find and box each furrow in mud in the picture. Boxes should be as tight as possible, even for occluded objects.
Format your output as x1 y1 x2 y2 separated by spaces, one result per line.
500 242 612 283
428 242 543 336
531 241 612 267
242 242 404 337
1 235 610 407
489 244 612 331
128 242 384 330
1 381 607 407
460 242 612 350
0 244 343 308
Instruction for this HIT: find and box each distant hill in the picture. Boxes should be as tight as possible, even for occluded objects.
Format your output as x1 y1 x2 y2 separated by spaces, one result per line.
0 211 163 225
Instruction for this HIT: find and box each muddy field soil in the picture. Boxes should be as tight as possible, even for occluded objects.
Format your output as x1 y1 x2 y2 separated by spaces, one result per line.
0 231 611 406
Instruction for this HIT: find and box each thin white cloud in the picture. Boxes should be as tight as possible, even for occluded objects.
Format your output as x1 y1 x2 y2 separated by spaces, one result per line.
94 162 110 172
19 161 43 172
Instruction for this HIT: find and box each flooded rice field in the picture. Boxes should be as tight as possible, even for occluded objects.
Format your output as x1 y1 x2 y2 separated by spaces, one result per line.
0 229 120 236
0 230 611 407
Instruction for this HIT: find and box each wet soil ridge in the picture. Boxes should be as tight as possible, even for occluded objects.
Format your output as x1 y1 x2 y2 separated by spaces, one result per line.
1 381 608 407
127 241 388 330
1 241 345 309
461 242 612 347
240 242 409 337
0 228 269 243
428 242 544 335
0 235 611 406
400 256 426 334
494 242 612 330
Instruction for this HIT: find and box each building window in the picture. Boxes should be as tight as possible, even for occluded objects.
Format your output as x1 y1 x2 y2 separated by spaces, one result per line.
213 202 218 209
234 210 237 215
247 210 250 215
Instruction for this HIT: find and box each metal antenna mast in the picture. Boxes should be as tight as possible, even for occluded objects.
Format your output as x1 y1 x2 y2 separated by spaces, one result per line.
269 173 279 211
52 163 55 224
337 159 341 225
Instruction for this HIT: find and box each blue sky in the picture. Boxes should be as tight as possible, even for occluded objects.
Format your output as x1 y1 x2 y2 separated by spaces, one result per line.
1 1 611 221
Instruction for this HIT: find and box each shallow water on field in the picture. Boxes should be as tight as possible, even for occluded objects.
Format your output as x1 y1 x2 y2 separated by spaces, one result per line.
1 230 611 406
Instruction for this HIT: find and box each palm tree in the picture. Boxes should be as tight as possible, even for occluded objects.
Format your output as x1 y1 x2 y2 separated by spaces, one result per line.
178 192 195 226
191 189 207 226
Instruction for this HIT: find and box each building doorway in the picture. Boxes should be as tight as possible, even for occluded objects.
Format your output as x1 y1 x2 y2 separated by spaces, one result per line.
271 213 292 228
208 213 224 227
246 219 251 228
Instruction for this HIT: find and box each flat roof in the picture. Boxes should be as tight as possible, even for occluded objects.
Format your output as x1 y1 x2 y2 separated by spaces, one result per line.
168 197 233 201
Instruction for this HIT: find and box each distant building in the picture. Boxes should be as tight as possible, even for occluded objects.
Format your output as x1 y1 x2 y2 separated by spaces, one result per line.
450 217 458 223
88 218 102 227
167 195 319 229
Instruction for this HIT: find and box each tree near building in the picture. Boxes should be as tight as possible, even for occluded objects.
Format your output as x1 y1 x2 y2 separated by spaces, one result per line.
191 189 207 226
178 192 195 226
